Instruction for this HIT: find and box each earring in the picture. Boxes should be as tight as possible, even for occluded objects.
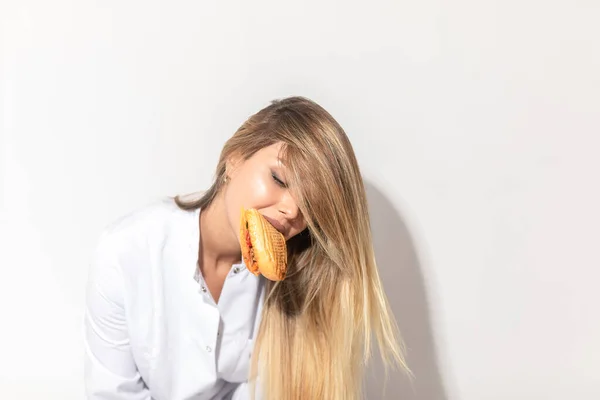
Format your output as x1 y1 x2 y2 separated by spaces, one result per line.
223 175 228 184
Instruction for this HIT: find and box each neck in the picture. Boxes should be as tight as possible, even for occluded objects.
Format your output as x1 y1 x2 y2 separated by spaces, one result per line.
198 191 241 271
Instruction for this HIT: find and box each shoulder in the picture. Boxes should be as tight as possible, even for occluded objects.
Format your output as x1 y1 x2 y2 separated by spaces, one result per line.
103 196 182 238
95 194 200 259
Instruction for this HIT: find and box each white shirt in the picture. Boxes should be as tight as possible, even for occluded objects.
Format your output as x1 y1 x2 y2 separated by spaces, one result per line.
84 195 264 400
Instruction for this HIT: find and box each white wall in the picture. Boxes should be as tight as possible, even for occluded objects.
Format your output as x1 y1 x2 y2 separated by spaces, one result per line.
2 1 599 399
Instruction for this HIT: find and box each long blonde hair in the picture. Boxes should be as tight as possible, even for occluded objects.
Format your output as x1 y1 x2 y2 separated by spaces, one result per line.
176 96 409 399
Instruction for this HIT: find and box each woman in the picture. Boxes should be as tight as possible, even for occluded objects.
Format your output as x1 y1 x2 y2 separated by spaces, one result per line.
84 96 409 399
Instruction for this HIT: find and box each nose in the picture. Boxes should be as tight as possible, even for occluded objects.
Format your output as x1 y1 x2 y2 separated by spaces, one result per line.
278 192 300 221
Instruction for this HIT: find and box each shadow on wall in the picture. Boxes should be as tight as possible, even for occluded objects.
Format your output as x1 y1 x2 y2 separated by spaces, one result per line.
364 181 448 400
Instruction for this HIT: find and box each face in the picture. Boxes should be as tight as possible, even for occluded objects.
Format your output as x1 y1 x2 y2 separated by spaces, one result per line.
223 142 307 242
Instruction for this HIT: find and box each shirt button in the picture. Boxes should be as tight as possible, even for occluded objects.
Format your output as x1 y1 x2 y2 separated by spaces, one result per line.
205 346 212 352
233 267 240 274
200 286 207 293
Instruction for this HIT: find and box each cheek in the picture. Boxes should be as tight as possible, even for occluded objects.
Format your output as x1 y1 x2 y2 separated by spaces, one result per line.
247 178 269 203
236 171 273 207
224 173 267 225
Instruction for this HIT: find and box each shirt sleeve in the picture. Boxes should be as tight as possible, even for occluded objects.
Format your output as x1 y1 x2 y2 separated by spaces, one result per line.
84 231 151 400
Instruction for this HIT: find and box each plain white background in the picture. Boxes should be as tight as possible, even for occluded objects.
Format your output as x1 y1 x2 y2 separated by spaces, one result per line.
1 1 599 399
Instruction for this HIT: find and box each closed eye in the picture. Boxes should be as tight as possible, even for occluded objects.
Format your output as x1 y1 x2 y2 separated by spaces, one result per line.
272 172 287 188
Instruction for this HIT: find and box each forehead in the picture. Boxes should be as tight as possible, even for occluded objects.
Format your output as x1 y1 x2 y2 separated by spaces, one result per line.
252 142 286 164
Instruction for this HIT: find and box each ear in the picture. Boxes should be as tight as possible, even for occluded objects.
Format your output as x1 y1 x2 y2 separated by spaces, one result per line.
225 153 242 179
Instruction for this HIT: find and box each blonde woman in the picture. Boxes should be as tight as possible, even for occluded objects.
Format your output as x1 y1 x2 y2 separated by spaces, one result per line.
84 96 409 399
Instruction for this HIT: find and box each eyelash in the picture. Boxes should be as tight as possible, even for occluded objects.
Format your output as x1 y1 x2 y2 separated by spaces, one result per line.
272 172 287 188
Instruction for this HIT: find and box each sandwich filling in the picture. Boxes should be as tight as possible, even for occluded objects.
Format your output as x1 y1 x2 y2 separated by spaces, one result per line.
245 221 256 267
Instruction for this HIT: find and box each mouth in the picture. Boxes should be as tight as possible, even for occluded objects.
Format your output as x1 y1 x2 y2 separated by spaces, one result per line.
261 215 287 237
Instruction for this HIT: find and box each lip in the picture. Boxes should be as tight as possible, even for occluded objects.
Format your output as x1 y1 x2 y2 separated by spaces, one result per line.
261 215 287 236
